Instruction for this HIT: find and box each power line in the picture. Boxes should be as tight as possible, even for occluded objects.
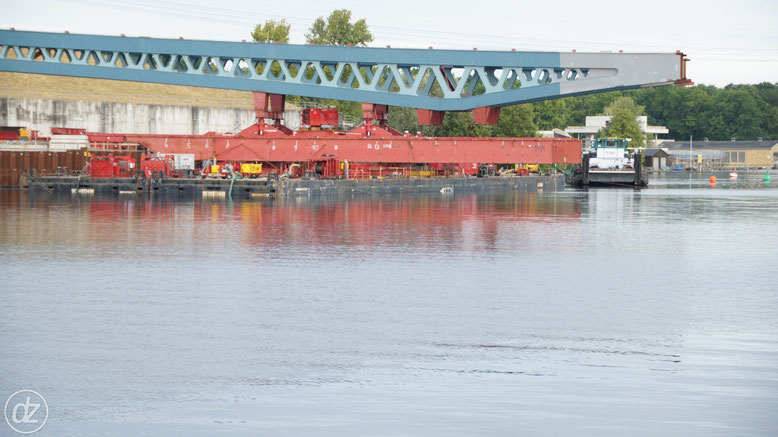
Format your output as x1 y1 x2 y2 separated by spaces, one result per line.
25 0 778 61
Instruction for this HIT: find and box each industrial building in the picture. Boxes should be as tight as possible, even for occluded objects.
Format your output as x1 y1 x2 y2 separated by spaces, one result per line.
662 140 778 169
565 116 669 146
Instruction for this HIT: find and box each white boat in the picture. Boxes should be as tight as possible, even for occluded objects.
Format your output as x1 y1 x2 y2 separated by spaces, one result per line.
570 138 647 187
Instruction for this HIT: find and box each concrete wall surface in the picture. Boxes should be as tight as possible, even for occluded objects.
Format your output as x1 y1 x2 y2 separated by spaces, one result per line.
0 97 303 136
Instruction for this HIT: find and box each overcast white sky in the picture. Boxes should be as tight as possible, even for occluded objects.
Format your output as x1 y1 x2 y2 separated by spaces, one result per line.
2 0 777 86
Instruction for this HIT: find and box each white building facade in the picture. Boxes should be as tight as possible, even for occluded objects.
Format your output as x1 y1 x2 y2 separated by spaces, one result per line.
564 116 669 146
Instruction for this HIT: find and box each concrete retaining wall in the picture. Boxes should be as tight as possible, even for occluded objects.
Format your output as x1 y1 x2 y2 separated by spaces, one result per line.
0 97 304 136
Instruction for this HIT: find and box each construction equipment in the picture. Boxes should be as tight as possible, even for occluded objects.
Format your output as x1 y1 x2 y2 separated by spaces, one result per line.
88 154 135 178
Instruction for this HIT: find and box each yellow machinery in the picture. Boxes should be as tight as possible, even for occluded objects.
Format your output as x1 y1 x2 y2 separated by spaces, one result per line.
240 163 263 176
518 164 540 174
208 162 262 177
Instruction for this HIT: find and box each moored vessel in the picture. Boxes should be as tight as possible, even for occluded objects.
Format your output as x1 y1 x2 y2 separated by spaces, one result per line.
569 138 647 187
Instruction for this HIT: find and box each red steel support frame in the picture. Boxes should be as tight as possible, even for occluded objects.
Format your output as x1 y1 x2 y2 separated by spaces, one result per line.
416 107 501 126
104 91 581 166
362 103 389 126
253 92 286 128
121 123 581 165
473 107 501 125
416 109 445 126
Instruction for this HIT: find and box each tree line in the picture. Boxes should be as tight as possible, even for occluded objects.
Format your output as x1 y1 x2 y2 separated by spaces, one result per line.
389 84 778 142
252 12 778 141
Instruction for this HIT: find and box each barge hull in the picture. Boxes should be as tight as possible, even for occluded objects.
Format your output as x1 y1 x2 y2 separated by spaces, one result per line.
26 175 564 198
570 171 649 187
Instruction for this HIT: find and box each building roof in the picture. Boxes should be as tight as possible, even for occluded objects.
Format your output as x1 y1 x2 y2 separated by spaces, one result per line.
537 128 572 138
644 148 669 157
663 140 778 151
564 115 669 136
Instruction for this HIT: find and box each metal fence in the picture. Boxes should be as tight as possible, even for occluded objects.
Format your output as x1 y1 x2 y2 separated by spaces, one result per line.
0 87 254 109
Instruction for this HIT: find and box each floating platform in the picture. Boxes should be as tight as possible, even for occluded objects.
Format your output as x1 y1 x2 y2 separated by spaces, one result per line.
25 174 564 198
27 175 275 199
281 175 563 196
569 152 648 188
569 170 649 187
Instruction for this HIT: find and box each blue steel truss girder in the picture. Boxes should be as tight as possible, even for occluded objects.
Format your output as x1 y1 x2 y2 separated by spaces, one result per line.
0 30 686 111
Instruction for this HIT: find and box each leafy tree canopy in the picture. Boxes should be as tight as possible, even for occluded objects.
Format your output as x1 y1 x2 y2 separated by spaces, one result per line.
387 105 537 138
604 96 644 117
251 19 290 44
597 107 645 148
289 10 373 118
305 9 373 46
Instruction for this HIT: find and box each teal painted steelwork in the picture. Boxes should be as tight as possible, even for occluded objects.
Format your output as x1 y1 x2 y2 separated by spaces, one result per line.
0 30 683 111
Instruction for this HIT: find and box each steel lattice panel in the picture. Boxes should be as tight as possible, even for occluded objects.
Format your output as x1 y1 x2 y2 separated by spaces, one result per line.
0 30 687 111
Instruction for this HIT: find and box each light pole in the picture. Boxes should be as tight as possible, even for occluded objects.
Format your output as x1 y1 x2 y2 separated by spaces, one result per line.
690 135 693 182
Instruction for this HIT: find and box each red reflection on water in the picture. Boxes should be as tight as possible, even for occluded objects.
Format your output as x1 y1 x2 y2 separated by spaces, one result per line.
0 191 581 250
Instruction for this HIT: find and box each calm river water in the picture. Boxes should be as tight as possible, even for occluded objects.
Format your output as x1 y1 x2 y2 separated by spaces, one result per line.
1 172 777 436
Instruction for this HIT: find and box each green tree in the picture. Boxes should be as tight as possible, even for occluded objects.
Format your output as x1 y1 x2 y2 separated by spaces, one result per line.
597 108 645 148
433 112 478 137
250 19 290 78
388 107 436 135
285 10 374 120
305 9 373 46
710 86 770 140
754 82 778 107
604 96 644 116
546 91 620 127
532 99 567 130
494 105 538 137
251 19 290 43
637 86 707 140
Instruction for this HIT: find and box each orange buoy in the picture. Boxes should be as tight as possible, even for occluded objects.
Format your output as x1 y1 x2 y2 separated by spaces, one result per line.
709 176 717 184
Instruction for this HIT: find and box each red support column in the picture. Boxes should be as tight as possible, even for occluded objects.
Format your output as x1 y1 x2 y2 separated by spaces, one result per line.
253 92 286 127
416 109 445 126
361 103 389 125
473 106 500 125
253 92 271 119
374 104 388 125
269 94 286 114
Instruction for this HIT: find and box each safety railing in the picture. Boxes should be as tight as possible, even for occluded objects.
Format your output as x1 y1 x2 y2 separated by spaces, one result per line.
347 166 413 179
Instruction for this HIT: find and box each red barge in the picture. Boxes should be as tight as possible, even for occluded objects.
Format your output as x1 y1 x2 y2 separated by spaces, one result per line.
2 96 581 196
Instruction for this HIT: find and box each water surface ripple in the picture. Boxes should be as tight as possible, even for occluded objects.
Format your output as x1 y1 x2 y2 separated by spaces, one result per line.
1 173 777 436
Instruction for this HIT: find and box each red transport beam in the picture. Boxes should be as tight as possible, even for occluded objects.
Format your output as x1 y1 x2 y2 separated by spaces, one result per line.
114 124 581 165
